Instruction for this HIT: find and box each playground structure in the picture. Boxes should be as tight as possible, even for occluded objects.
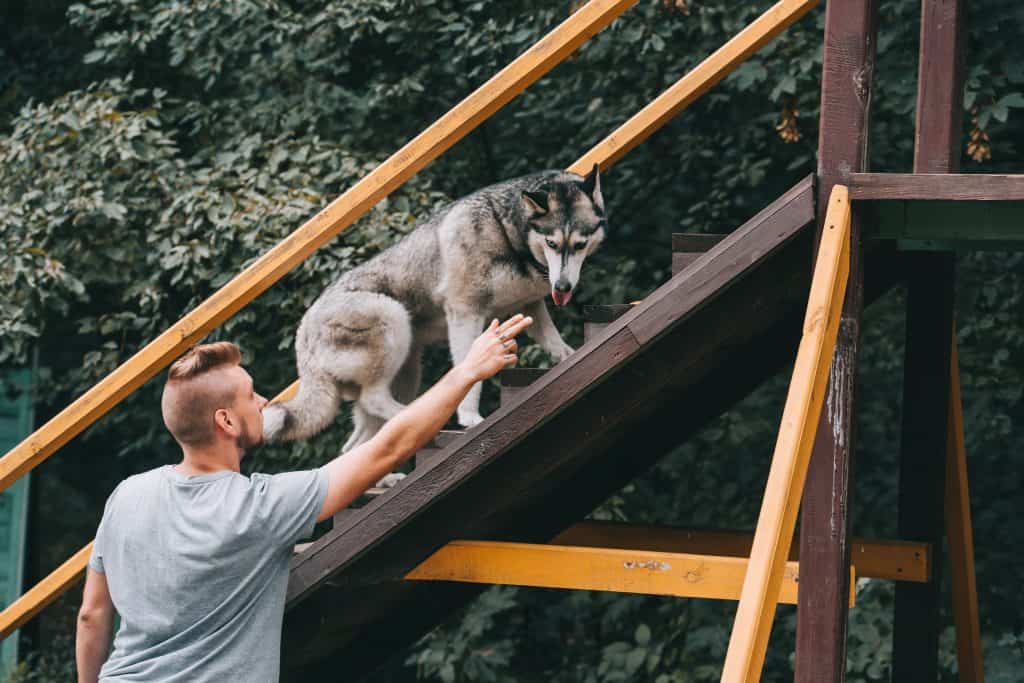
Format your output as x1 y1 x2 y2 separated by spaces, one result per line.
0 0 1006 680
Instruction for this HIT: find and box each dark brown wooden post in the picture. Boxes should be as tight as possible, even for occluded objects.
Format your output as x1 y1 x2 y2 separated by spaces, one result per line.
893 1 967 680
794 2 878 681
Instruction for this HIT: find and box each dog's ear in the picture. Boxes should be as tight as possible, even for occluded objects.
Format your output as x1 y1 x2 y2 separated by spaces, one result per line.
521 190 549 217
581 163 603 210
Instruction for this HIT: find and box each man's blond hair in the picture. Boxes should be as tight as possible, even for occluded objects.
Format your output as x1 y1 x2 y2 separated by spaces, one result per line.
161 342 243 447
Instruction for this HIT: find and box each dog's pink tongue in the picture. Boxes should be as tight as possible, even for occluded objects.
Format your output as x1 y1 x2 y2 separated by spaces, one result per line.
552 289 573 306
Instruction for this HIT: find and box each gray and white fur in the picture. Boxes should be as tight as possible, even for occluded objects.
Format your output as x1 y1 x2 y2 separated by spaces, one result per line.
262 166 608 454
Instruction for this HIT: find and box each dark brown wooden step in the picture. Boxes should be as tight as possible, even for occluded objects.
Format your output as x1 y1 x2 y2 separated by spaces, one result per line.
672 233 727 274
583 303 637 341
499 368 548 405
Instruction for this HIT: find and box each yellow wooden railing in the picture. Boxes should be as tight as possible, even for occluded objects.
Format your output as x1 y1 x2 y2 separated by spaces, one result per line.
721 184 851 682
0 0 820 640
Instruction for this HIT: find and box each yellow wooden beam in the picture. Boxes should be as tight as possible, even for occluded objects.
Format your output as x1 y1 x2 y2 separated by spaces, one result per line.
568 0 821 175
553 522 929 583
945 335 984 682
0 543 93 639
721 185 851 682
406 540 854 607
0 0 638 496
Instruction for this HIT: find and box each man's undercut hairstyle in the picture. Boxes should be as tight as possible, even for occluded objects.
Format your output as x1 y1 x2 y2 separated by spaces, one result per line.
162 342 244 447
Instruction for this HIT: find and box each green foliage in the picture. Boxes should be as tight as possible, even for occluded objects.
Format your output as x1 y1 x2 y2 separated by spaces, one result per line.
5 0 1024 680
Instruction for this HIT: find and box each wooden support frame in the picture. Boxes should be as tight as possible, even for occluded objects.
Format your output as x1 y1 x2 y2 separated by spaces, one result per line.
795 2 876 680
2 1 830 635
945 337 984 682
721 185 851 682
0 0 640 495
893 1 966 679
405 541 854 606
849 172 1024 200
552 522 930 583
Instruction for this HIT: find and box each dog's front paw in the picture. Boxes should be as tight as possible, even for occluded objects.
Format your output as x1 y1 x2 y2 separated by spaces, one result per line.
375 472 406 489
457 411 485 429
551 342 575 362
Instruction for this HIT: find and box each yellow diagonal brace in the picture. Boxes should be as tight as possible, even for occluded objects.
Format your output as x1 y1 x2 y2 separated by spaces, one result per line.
721 185 852 682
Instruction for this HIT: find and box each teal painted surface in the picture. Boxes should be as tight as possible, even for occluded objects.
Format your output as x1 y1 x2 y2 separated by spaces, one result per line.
0 370 33 675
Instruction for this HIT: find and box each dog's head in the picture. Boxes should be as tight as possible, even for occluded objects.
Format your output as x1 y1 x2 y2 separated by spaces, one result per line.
522 164 607 306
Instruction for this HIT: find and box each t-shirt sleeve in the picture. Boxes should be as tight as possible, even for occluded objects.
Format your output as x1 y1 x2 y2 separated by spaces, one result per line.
252 467 330 546
89 483 122 573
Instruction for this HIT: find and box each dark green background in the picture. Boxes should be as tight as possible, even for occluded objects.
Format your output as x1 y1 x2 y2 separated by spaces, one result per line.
3 0 1024 680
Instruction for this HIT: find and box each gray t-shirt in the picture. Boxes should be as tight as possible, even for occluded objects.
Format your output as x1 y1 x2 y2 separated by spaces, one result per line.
89 464 329 682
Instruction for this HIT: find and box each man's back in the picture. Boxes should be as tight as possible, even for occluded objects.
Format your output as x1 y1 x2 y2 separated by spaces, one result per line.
90 465 327 682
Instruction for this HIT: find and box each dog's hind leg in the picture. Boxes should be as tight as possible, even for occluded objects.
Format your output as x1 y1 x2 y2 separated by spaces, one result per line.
445 309 486 428
391 344 423 405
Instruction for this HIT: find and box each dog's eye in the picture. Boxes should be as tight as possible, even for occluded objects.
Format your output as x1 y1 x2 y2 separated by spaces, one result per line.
573 242 587 252
545 239 558 249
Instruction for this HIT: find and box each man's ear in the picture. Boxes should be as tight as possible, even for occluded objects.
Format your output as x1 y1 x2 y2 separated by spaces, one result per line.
214 408 235 436
521 190 549 216
581 163 603 210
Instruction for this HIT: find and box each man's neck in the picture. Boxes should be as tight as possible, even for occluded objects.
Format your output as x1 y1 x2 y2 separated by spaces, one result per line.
176 443 242 476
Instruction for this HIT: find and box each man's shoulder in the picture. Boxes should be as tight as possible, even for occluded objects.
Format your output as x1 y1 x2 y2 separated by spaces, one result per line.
111 465 169 499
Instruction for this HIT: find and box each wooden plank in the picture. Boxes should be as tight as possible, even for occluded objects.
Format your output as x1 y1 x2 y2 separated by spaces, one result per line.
0 0 639 496
553 522 928 583
850 173 1024 200
0 543 92 639
568 0 821 175
722 185 851 683
945 337 984 682
795 1 876 679
286 177 816 606
893 1 966 679
671 234 728 252
405 540 855 607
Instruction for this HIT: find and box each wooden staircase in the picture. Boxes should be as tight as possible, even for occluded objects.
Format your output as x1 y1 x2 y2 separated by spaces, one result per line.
279 176 902 680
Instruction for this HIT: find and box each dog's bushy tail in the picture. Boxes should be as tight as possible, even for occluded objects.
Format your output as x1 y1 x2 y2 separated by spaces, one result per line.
262 372 342 443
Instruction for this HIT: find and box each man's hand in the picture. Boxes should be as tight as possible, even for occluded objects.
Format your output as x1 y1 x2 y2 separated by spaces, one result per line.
316 314 534 522
456 315 534 383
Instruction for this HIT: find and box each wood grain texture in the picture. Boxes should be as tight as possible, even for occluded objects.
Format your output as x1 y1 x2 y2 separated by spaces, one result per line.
850 172 1024 200
552 522 929 583
722 185 851 683
795 2 877 679
0 0 639 496
406 540 836 606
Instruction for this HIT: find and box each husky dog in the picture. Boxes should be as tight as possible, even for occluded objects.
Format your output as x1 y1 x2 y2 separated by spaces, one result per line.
262 166 607 453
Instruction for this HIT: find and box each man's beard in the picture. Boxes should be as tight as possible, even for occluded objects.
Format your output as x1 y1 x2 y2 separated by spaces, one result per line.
236 421 263 454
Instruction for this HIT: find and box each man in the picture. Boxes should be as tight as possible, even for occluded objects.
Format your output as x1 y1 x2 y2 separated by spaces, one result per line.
75 314 533 682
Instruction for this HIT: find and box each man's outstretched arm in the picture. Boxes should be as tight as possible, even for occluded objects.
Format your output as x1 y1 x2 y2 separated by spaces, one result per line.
317 314 533 521
76 568 115 683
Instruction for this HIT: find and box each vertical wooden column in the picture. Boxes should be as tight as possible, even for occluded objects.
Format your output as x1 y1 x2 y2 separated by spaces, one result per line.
892 1 967 681
794 1 877 681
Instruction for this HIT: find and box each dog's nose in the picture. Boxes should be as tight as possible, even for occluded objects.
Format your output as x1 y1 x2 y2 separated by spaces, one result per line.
554 280 572 293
